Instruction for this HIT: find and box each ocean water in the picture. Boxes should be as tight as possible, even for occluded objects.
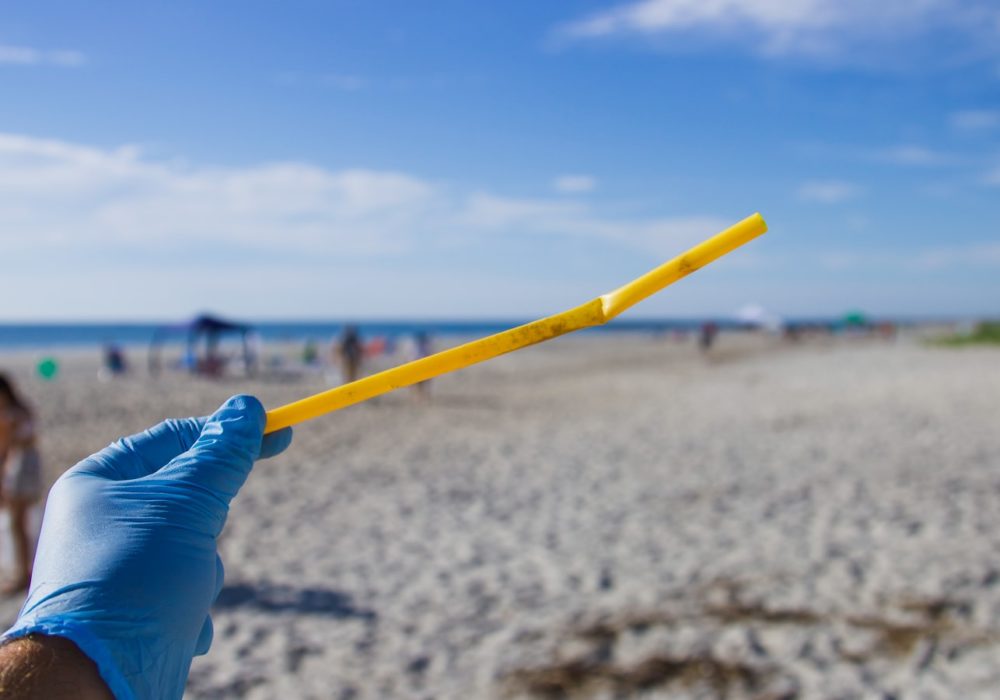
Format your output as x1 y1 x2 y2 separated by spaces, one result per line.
0 318 726 352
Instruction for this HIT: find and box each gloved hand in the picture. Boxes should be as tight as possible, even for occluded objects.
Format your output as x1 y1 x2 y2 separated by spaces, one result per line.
2 395 292 700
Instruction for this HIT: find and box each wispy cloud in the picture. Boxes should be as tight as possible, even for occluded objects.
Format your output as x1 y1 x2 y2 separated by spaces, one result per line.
274 71 366 90
0 43 85 67
0 133 440 257
816 251 860 271
818 244 1000 272
797 180 860 203
553 174 597 193
909 243 1000 270
555 0 1000 65
272 71 484 92
950 109 1000 130
875 144 960 167
456 191 732 256
984 166 1000 187
0 133 728 263
0 133 754 318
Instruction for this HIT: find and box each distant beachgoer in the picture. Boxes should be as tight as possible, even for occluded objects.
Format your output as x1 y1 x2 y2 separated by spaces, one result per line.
101 342 128 378
338 325 363 383
302 338 319 366
0 374 41 594
699 321 718 354
877 321 897 342
411 331 433 401
365 336 387 359
245 331 262 375
201 333 225 377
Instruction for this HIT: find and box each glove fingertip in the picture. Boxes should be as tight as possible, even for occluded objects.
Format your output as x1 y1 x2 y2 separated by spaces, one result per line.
260 427 293 460
194 616 214 656
217 394 266 429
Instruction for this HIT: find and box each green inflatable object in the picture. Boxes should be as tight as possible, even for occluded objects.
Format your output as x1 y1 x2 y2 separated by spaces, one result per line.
37 357 59 380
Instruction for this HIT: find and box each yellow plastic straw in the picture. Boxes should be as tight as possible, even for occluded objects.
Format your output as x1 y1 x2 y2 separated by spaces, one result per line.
265 212 767 433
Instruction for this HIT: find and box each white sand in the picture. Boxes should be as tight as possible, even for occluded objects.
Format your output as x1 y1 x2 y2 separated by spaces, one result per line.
1 333 998 698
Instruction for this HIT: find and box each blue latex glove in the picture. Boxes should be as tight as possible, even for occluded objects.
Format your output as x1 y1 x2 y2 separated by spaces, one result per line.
2 395 292 700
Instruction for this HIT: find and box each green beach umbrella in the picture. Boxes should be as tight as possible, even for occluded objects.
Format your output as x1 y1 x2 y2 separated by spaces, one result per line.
842 310 868 327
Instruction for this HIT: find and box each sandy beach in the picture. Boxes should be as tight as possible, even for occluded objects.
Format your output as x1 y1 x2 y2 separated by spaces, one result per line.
1 332 998 698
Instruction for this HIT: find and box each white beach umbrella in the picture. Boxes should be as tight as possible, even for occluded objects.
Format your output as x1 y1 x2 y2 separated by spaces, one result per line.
735 303 784 332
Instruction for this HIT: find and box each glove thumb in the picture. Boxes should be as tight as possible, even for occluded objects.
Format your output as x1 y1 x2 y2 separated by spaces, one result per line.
160 394 266 505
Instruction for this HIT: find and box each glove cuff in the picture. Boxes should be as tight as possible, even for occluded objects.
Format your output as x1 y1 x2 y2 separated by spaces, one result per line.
3 618 136 700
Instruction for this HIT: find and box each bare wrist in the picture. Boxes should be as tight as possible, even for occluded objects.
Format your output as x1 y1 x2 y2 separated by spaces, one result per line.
0 634 113 699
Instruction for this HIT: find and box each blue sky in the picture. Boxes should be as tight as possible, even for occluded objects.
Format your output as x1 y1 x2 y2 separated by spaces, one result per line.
1 0 999 321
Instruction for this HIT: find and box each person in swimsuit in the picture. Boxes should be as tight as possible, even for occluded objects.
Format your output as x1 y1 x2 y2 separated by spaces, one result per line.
0 374 41 594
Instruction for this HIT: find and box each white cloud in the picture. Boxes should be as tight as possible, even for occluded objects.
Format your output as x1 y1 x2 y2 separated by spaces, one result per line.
0 133 444 257
0 132 736 265
0 43 85 67
816 251 859 271
454 191 734 258
553 174 597 193
574 215 738 257
556 0 1000 64
875 145 958 167
793 140 970 169
457 193 585 229
984 166 1000 186
919 182 958 198
320 74 365 90
563 0 835 41
909 243 1000 270
797 180 860 203
274 71 366 90
818 245 1000 273
950 109 1000 130
0 133 762 318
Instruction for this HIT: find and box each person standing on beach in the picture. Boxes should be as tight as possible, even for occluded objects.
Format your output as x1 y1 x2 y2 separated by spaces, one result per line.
337 324 363 383
699 321 718 355
0 374 41 595
411 331 433 401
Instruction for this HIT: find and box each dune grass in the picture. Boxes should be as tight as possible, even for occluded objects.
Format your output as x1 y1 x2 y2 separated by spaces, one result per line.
936 321 1000 346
